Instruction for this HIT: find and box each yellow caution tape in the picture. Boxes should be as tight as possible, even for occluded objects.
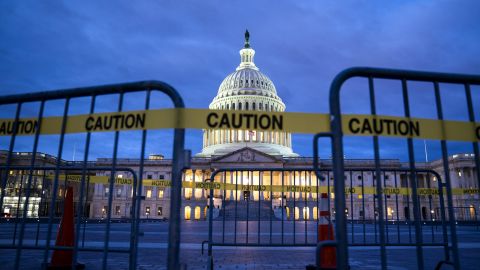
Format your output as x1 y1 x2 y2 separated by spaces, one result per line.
1 109 478 142
44 175 479 196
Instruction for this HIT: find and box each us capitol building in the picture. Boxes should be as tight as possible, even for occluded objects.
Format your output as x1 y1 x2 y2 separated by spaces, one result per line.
1 32 478 222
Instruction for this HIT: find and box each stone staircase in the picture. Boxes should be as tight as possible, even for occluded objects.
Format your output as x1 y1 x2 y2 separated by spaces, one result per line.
220 200 277 221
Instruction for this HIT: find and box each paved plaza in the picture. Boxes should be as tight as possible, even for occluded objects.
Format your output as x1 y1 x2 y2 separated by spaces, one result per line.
1 221 479 269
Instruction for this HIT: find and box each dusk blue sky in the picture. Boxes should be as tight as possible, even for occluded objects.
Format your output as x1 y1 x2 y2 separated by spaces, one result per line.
1 1 479 162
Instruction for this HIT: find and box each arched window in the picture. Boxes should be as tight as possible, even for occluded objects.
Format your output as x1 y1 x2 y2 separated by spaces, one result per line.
239 103 242 110
294 207 300 220
259 103 263 110
184 206 191 220
252 102 256 110
232 103 235 110
271 105 274 111
313 206 318 220
226 104 230 110
195 206 201 220
245 103 249 110
303 207 310 220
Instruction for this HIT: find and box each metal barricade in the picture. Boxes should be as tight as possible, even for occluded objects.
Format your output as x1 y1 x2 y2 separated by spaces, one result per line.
205 167 452 268
318 67 480 269
0 81 187 270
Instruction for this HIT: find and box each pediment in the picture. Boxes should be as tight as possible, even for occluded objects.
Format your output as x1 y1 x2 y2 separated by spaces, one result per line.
211 147 280 163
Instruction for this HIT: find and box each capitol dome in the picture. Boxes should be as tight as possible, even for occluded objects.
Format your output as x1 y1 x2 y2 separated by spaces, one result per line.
197 30 298 157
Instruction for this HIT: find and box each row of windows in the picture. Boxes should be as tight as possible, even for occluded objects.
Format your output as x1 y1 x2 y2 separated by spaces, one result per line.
104 186 164 199
205 130 291 147
214 101 281 112
103 205 164 216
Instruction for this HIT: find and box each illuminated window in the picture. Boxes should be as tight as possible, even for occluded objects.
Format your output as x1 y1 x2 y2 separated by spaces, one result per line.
387 207 393 217
146 189 152 198
303 207 310 220
158 190 164 199
116 188 122 197
145 206 150 216
185 188 192 200
115 206 121 215
157 206 163 216
195 206 201 220
294 207 300 220
313 207 318 220
184 206 191 220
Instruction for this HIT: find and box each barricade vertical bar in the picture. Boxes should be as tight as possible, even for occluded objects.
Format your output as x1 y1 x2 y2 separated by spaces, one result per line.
15 100 45 269
435 172 450 262
223 171 226 244
304 171 308 244
394 171 400 243
208 177 214 257
361 171 366 244
235 171 238 244
269 171 273 244
258 171 261 244
326 171 330 216
349 170 354 244
330 75 349 270
368 76 387 269
13 172 24 244
281 171 284 244
73 94 95 267
406 172 412 243
433 82 460 269
131 89 150 269
0 103 22 220
401 79 424 269
43 97 70 267
81 176 90 248
102 92 124 270
246 171 249 244
383 171 389 243
293 171 296 244
36 170 47 246
464 84 480 191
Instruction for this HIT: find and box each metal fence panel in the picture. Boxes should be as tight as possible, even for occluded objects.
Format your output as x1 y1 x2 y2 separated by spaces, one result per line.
0 81 186 270
324 67 480 269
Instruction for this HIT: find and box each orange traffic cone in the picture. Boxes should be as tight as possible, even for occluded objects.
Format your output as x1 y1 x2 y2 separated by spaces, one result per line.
47 186 84 269
317 193 336 269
